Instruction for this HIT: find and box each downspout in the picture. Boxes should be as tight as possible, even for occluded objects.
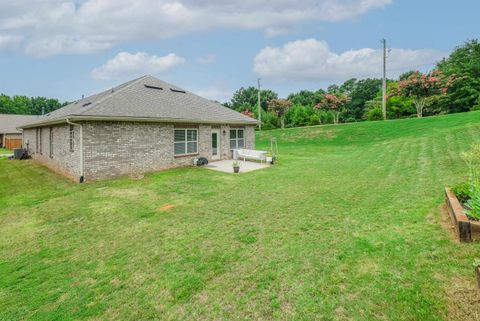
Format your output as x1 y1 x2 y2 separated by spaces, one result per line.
20 128 24 147
66 118 84 183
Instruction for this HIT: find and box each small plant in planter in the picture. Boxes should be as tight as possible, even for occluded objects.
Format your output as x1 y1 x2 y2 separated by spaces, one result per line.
233 160 240 173
446 144 480 242
461 144 480 220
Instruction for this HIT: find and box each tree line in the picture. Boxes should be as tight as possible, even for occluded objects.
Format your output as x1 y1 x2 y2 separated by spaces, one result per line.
0 94 67 115
225 39 480 129
2 39 479 127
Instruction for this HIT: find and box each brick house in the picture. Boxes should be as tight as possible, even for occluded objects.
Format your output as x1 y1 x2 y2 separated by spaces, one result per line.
19 76 257 182
0 114 39 149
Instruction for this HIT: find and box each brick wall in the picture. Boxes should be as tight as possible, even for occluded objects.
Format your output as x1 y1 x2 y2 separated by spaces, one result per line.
23 124 82 180
23 121 256 181
245 126 255 150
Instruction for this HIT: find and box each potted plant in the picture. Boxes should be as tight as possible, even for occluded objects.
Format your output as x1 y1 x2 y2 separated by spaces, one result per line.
233 160 240 173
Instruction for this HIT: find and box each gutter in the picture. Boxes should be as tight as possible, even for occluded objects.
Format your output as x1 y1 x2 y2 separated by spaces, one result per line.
66 118 84 183
19 115 258 129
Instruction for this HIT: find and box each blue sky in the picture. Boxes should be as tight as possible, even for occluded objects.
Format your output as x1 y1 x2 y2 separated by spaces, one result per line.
0 0 478 103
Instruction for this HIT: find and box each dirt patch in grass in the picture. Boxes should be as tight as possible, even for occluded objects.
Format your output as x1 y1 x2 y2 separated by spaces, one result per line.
438 204 459 242
444 276 480 321
436 206 480 320
159 204 175 211
128 173 145 180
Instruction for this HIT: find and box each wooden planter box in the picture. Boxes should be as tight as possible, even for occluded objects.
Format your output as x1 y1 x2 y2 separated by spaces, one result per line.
445 187 480 242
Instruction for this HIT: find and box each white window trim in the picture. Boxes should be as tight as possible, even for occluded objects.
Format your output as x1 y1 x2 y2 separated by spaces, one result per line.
229 128 245 150
174 128 198 156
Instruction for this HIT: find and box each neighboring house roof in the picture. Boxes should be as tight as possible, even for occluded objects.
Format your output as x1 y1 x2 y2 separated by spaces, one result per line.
0 114 40 134
20 75 257 129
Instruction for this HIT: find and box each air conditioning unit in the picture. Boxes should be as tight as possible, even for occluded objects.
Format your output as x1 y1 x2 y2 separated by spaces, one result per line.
13 148 27 160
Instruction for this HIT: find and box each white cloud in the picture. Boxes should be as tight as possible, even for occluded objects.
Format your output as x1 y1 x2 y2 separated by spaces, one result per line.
194 82 232 102
0 35 23 50
91 52 185 80
0 0 391 56
195 54 216 64
253 39 447 82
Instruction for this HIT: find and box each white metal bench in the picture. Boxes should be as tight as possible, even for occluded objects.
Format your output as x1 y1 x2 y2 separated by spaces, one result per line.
235 149 267 163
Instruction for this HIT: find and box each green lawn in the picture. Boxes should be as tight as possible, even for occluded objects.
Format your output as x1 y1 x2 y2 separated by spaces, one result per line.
0 148 12 155
1 112 480 320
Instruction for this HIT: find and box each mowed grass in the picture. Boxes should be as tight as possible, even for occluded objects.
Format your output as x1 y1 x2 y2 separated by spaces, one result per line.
1 112 480 321
0 148 12 155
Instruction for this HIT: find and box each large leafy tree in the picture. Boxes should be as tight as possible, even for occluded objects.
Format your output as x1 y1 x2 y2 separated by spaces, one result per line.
436 39 480 113
0 94 66 115
399 70 416 81
228 86 278 112
315 93 349 124
327 84 340 94
339 78 357 94
287 89 324 107
268 99 292 128
343 78 382 120
393 70 451 118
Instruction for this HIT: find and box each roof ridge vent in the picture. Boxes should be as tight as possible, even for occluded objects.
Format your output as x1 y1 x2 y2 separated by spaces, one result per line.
170 88 186 93
145 84 163 90
83 102 92 107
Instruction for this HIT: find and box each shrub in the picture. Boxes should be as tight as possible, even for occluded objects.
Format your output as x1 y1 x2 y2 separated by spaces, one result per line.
319 110 334 124
366 107 383 121
452 181 471 203
467 188 480 220
307 113 321 126
471 96 480 111
461 144 480 220
259 110 280 130
286 105 311 127
344 117 357 123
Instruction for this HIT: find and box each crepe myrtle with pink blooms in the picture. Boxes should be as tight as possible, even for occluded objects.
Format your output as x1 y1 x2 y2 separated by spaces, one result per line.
268 99 292 128
391 70 456 118
241 110 254 118
315 93 349 124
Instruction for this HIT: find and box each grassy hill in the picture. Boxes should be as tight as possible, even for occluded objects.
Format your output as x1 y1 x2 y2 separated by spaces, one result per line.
1 112 480 320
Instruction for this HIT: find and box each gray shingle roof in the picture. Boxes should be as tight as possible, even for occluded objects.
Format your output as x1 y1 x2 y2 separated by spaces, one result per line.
0 114 40 134
20 76 257 128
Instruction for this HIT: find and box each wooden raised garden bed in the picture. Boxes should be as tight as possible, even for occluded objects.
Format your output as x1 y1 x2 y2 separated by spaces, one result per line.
445 187 480 242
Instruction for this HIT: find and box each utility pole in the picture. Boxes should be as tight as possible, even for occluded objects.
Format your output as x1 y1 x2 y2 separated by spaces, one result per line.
257 78 262 131
381 38 387 120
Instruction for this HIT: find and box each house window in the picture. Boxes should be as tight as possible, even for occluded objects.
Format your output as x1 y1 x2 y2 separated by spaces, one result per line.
69 125 75 152
230 129 245 150
174 129 198 155
39 128 42 154
49 127 53 158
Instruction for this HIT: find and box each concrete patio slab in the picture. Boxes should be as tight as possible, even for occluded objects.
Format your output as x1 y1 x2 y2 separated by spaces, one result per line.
204 159 270 174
